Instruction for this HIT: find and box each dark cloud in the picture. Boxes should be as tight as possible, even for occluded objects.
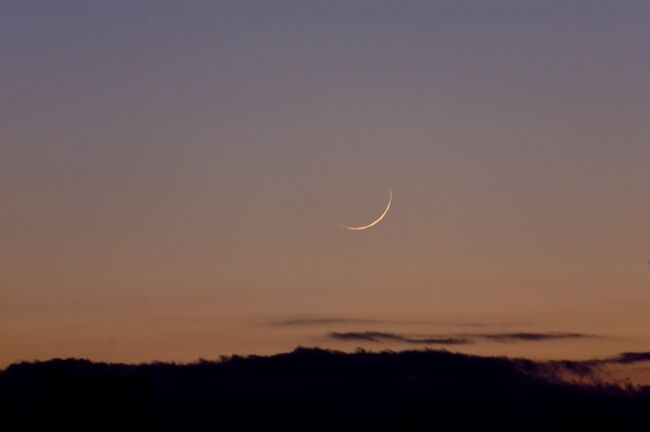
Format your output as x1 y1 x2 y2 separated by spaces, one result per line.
328 331 394 342
475 332 589 342
611 352 650 364
521 352 650 385
602 352 650 365
329 331 471 345
327 331 590 345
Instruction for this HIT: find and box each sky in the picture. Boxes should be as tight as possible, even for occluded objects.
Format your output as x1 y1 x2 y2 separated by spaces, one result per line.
1 0 649 367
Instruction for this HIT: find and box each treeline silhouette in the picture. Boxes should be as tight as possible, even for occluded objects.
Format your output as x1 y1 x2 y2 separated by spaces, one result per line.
1 348 648 431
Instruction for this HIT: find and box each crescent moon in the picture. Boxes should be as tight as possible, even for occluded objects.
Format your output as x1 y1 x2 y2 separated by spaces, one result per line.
341 188 392 231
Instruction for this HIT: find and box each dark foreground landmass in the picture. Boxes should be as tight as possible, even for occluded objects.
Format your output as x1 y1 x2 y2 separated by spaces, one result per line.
1 348 648 431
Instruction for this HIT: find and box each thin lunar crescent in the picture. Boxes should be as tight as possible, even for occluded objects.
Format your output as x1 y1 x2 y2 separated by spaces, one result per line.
341 188 392 231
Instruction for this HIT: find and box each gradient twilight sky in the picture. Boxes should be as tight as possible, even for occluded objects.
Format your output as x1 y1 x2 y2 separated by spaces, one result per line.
1 1 649 366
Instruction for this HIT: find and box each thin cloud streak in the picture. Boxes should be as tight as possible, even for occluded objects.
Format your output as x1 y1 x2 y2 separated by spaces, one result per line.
476 332 590 342
327 331 592 346
269 316 529 328
329 331 471 345
606 352 650 364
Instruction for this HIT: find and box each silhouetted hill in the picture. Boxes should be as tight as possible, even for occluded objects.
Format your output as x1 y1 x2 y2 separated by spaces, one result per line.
1 348 648 431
